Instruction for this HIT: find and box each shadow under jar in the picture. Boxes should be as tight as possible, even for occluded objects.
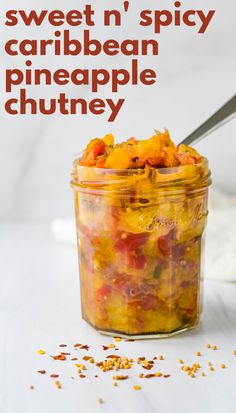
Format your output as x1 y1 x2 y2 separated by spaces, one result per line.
71 160 211 339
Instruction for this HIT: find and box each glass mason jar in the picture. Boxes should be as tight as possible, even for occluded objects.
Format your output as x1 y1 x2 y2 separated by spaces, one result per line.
71 159 211 339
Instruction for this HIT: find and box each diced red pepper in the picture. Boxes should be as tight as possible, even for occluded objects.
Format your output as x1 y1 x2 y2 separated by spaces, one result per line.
172 243 186 259
115 233 148 269
95 285 112 301
129 253 146 269
141 294 158 310
177 152 197 165
158 228 176 258
113 274 130 291
92 142 106 158
95 156 107 168
115 233 148 253
80 139 107 166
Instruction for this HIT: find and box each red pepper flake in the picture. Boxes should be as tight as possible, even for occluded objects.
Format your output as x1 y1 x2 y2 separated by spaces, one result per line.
51 354 67 361
144 374 156 378
112 375 129 380
60 352 71 356
163 374 171 378
73 343 89 351
50 374 59 378
80 345 89 351
142 365 153 370
103 346 109 351
37 370 46 374
59 344 67 347
153 357 158 360
79 374 86 378
106 355 120 359
71 358 78 361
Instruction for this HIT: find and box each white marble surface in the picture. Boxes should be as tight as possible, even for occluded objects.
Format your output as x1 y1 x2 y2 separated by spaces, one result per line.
1 0 236 221
1 223 236 413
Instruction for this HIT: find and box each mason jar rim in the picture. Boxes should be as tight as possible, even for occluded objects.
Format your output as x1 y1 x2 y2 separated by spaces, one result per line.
71 157 211 190
73 156 209 174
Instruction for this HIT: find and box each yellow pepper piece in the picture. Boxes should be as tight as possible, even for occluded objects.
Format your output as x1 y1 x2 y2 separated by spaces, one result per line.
103 134 115 146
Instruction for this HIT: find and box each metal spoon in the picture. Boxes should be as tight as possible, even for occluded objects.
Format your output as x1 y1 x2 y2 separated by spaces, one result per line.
180 94 236 146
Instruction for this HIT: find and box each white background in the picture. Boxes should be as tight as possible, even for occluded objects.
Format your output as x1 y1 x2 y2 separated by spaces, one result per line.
0 0 236 222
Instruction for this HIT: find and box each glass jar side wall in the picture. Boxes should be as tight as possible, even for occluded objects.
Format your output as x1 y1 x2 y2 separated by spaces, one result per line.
74 185 208 337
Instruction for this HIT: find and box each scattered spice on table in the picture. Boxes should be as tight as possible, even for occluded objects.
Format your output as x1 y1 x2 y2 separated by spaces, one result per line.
137 357 145 363
114 337 122 342
112 375 129 380
51 354 67 361
133 385 141 390
74 344 89 351
141 359 154 370
80 345 89 351
75 363 86 373
96 356 133 372
31 341 234 396
141 373 163 379
181 363 201 378
55 380 62 389
37 349 46 355
83 356 94 362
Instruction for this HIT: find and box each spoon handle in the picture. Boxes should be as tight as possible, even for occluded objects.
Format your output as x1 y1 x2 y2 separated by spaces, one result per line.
180 94 236 146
